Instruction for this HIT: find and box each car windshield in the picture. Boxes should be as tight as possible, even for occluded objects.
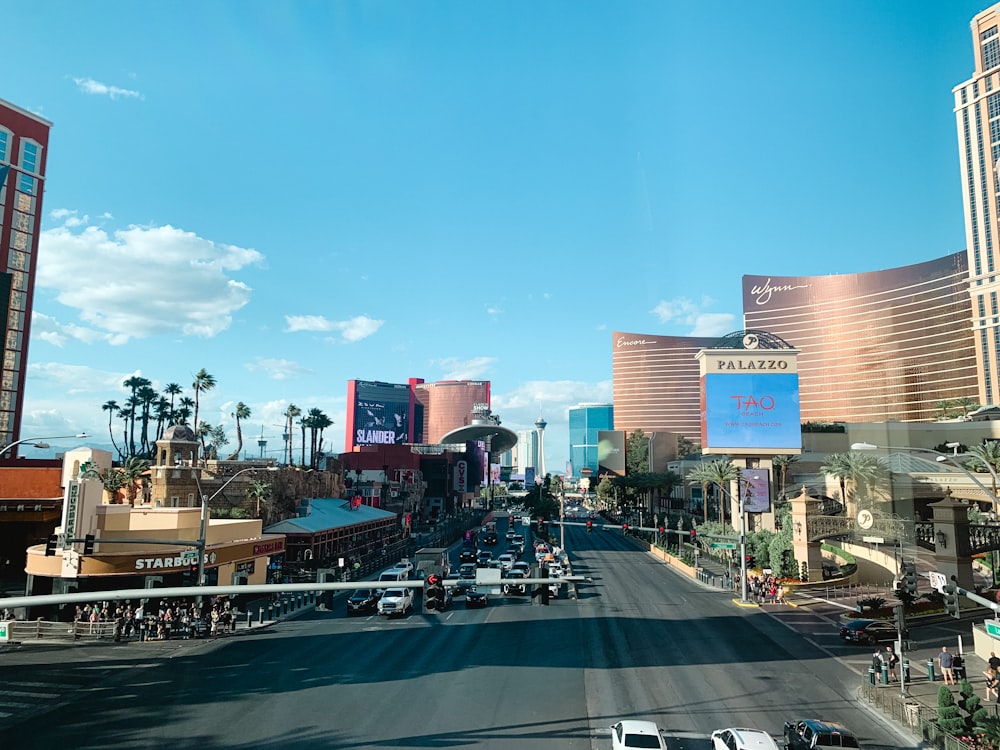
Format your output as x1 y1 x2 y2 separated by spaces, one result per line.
625 734 662 749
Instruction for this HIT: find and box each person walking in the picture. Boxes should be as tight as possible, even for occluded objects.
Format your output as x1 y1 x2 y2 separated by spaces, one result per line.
938 646 956 685
985 666 999 702
885 644 899 682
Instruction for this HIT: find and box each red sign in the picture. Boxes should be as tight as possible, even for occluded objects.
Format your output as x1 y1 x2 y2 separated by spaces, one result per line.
253 540 285 555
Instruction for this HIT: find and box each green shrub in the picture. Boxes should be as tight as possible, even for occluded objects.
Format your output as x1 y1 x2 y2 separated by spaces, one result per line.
938 685 968 735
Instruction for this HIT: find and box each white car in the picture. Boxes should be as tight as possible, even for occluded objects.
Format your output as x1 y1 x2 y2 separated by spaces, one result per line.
511 561 532 577
611 720 669 750
711 728 780 750
497 553 516 571
392 560 414 574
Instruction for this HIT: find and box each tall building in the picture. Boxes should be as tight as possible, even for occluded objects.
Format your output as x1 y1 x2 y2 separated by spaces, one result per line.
0 99 50 452
414 380 491 444
743 255 978 423
514 429 538 476
568 403 613 477
612 332 719 438
956 3 1000 408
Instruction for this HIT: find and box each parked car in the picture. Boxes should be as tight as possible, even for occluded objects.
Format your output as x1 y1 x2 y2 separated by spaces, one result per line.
784 720 859 750
839 619 905 645
465 586 488 608
711 727 780 750
458 563 477 580
346 589 378 615
611 720 669 750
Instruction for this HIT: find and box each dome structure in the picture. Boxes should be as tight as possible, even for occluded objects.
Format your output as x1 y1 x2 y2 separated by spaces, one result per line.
161 424 198 442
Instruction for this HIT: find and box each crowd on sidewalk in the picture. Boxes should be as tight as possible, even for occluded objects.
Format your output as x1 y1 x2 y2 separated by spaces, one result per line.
71 596 240 641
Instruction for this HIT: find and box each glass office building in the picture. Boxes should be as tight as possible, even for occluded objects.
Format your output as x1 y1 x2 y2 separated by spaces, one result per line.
568 403 613 478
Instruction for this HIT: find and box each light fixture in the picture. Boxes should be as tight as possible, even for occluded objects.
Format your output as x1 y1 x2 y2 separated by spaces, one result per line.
936 530 947 548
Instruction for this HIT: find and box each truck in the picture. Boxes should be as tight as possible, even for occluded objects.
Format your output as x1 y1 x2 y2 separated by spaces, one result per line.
377 587 414 617
784 720 860 750
413 547 449 581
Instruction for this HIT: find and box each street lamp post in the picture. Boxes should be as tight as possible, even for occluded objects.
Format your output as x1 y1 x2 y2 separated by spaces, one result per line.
0 432 90 457
193 466 277 607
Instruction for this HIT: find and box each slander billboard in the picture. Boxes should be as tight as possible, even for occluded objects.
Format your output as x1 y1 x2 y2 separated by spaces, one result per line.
696 346 802 456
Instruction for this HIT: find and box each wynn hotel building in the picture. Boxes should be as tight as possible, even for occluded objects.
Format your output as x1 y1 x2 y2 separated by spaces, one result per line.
0 99 50 453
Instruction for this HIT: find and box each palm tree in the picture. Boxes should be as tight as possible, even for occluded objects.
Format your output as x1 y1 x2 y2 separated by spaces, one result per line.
966 441 1000 500
954 396 980 419
299 415 309 466
226 402 252 460
121 375 151 457
771 454 799 503
314 411 333 460
163 382 182 416
284 403 301 466
99 466 128 504
191 368 217 443
153 397 171 439
136 384 158 457
102 400 121 459
819 452 851 513
703 458 739 525
121 456 150 505
176 396 194 426
246 480 273 522
306 407 331 467
197 420 213 457
687 463 715 523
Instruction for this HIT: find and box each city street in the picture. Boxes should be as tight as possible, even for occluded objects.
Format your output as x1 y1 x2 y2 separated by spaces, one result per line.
0 520 918 749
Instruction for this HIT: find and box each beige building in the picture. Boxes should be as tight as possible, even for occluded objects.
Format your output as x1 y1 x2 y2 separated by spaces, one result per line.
955 3 1000 408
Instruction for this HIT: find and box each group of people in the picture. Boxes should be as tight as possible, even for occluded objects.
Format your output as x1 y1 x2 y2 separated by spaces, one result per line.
71 597 239 640
872 645 901 681
742 573 786 604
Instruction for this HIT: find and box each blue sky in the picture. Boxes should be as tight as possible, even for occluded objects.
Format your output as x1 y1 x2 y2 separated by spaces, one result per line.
5 1 992 472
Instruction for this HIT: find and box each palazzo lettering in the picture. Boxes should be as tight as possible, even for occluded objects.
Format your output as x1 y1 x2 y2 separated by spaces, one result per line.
715 359 788 371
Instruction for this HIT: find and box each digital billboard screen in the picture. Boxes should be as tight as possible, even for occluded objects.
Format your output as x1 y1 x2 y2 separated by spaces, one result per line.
741 468 771 513
702 372 801 452
598 430 626 477
353 380 411 447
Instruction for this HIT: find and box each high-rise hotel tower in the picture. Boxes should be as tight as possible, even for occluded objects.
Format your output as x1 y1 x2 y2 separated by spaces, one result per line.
0 99 51 451
956 3 1000 407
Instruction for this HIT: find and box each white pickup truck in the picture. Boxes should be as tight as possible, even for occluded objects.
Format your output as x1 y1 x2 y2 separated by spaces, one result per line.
377 587 414 617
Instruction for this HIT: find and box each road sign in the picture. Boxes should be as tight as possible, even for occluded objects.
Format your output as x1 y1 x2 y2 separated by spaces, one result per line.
0 621 8 642
861 536 885 544
710 542 738 550
928 571 947 593
987 621 1000 639
179 550 198 564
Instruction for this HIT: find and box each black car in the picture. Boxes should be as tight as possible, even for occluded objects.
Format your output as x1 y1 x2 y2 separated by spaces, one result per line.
459 548 478 564
465 587 488 608
346 589 377 615
482 532 498 546
503 569 528 595
839 618 906 644
476 551 493 568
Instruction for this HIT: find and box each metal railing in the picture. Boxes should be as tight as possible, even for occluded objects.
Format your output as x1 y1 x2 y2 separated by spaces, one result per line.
858 679 980 750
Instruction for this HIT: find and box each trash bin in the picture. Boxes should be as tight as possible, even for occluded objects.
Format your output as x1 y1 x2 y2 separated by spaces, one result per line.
905 701 919 727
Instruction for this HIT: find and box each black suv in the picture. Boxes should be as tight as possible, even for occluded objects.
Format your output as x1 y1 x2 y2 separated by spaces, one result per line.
346 589 377 615
482 532 498 545
784 720 860 750
839 619 905 645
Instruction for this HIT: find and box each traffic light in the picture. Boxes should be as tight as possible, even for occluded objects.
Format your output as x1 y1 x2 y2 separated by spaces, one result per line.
622 522 629 535
690 529 697 543
942 581 960 619
425 575 440 611
83 534 96 555
900 560 917 596
586 520 593 533
44 534 59 557
745 554 755 568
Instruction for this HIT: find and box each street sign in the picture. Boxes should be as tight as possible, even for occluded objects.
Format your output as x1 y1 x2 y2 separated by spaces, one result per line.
179 550 198 564
0 621 8 642
862 536 885 544
710 542 738 550
987 621 1000 640
929 571 947 593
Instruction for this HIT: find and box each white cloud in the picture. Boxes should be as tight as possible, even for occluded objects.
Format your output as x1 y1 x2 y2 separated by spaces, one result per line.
27 361 132 395
36 220 264 343
434 356 497 380
690 313 737 337
284 314 383 342
651 296 738 337
246 357 313 380
73 77 142 100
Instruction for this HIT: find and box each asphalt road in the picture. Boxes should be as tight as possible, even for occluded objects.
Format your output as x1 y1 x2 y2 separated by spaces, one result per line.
0 519 917 750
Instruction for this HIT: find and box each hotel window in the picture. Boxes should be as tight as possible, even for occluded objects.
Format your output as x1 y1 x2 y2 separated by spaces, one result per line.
17 174 34 195
986 38 1000 72
0 129 8 161
983 25 998 42
963 88 969 104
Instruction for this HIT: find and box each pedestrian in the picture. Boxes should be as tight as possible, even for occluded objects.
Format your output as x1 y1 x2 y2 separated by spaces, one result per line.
986 667 999 702
990 651 1000 672
886 644 899 681
938 645 956 685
